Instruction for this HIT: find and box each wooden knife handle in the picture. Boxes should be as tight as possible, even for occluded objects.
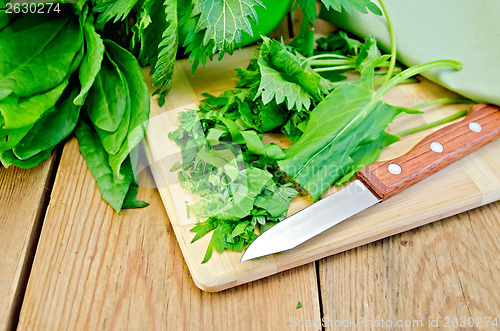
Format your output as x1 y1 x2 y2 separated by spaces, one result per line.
357 104 500 200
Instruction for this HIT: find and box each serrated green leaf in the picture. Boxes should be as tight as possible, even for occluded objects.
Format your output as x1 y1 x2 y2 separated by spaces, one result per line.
93 0 139 27
255 37 333 111
256 59 312 111
191 0 264 54
138 0 178 105
321 0 381 15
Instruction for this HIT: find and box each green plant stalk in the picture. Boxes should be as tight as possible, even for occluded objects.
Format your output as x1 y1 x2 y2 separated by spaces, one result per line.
330 75 415 89
413 97 476 109
373 60 462 102
348 60 462 142
314 65 356 72
393 110 468 136
375 66 401 74
378 0 397 85
307 54 351 60
394 96 474 120
308 59 356 66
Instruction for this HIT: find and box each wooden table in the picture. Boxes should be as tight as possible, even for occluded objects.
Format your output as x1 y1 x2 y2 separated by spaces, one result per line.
1 138 500 330
2 16 500 331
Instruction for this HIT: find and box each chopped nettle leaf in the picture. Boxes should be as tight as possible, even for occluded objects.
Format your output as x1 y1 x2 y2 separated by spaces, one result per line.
170 91 298 262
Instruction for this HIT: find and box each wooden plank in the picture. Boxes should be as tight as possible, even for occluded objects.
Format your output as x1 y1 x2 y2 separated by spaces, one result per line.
318 201 500 328
0 153 57 331
17 138 321 330
144 45 500 291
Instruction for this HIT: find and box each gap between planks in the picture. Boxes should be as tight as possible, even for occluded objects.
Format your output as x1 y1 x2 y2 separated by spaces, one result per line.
16 138 323 330
0 148 62 331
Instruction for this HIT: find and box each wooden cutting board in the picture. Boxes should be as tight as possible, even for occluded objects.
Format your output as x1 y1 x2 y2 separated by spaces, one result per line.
142 46 500 292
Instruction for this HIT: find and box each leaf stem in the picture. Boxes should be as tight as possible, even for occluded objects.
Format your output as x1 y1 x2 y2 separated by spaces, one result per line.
413 97 476 109
374 60 461 101
314 65 356 72
393 110 468 136
308 59 356 66
378 0 397 85
307 54 351 60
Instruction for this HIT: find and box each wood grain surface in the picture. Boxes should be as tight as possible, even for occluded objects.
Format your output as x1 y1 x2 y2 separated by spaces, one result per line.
143 46 500 291
0 153 57 331
16 138 321 330
358 104 500 199
319 201 500 329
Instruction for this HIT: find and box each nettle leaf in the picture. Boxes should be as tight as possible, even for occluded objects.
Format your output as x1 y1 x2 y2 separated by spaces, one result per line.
178 1 216 74
191 0 264 55
153 0 177 101
256 60 312 111
321 0 381 16
255 37 334 112
93 0 140 27
137 0 178 105
297 0 381 24
295 0 318 23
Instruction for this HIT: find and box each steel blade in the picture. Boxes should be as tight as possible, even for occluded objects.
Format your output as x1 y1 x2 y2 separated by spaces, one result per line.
240 180 381 261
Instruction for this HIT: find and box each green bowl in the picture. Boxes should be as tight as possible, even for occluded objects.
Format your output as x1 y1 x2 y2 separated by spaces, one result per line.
238 0 294 47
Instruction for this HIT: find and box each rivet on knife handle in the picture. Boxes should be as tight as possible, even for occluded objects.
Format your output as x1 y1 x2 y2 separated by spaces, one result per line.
357 104 500 200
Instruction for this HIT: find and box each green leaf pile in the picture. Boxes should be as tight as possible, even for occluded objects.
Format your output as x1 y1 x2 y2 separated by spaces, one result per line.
92 0 383 103
0 8 150 212
170 23 460 260
169 108 296 263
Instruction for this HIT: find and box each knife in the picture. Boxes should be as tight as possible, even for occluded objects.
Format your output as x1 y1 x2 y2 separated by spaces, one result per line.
241 104 500 261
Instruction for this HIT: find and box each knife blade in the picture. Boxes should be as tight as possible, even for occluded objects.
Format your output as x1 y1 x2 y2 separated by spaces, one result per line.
241 104 500 262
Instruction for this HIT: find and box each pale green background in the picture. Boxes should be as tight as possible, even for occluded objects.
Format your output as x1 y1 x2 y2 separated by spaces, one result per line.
321 0 500 105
